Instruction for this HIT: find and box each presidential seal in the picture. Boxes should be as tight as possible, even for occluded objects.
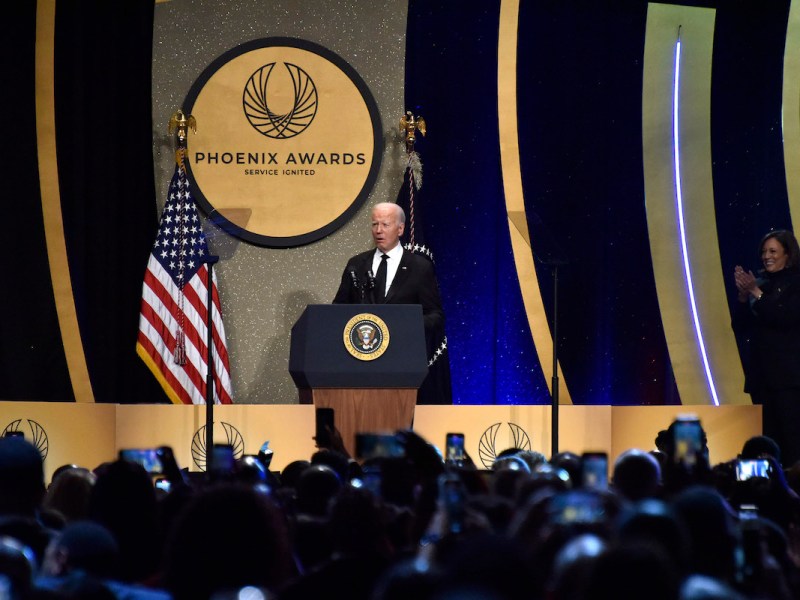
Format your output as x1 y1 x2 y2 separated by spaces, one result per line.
343 313 389 360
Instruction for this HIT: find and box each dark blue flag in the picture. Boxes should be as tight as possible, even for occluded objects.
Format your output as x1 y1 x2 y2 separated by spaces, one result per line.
396 150 453 405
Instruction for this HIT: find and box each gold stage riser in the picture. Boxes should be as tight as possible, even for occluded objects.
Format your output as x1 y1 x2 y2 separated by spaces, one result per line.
0 403 760 481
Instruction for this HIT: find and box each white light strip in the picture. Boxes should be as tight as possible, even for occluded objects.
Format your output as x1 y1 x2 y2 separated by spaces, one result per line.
672 32 720 406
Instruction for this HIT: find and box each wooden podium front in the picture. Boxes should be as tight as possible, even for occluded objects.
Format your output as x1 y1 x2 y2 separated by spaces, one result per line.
298 388 416 457
290 304 428 457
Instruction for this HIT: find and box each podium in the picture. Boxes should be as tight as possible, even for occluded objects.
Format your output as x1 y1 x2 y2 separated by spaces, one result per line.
289 304 428 456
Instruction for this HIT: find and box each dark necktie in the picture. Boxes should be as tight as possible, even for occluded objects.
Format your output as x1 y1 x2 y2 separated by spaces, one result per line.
375 253 388 302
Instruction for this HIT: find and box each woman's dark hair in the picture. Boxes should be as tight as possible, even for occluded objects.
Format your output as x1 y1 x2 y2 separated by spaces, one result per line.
760 230 800 268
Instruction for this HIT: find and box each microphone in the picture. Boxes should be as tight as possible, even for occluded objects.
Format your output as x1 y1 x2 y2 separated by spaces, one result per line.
366 270 376 304
349 268 366 303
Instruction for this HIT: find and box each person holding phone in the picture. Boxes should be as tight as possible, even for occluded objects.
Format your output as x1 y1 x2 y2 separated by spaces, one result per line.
733 230 800 468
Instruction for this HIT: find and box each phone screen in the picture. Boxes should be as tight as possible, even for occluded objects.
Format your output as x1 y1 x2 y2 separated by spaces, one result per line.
673 417 702 466
119 449 163 475
736 459 771 481
211 444 235 474
581 452 608 490
549 490 605 525
445 433 465 464
439 473 466 533
355 433 404 460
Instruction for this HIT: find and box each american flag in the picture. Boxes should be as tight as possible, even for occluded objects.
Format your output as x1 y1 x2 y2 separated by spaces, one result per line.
136 162 233 405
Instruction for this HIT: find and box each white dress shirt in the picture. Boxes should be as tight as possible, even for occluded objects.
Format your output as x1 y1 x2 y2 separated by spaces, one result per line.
372 243 404 298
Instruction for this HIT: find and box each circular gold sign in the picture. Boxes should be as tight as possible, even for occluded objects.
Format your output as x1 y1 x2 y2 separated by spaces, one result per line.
184 37 382 247
343 313 390 361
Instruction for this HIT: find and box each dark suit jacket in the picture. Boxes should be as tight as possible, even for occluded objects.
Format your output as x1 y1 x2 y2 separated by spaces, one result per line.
733 266 800 393
332 248 444 334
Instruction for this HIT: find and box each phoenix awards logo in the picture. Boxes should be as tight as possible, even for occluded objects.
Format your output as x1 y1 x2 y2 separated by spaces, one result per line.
478 422 532 469
3 419 49 460
343 313 390 361
243 62 318 139
184 37 382 248
191 421 244 472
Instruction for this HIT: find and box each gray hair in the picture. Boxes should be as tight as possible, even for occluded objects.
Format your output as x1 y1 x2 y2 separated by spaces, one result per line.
373 202 405 224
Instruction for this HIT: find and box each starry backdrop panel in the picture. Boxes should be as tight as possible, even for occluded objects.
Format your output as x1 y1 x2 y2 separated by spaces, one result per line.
404 0 550 405
404 0 794 405
516 0 678 406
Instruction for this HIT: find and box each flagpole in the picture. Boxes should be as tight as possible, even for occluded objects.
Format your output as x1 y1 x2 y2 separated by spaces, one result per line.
551 266 559 457
204 255 219 474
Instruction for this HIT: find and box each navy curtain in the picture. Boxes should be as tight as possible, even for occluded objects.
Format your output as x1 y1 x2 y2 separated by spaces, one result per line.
1 0 164 403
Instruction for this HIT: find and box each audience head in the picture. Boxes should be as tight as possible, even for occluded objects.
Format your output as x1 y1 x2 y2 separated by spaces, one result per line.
41 520 119 579
42 466 96 523
437 532 536 600
310 449 351 482
372 557 445 600
0 437 45 516
0 536 35 599
680 574 746 600
279 460 311 490
50 464 80 484
88 459 160 582
550 452 582 487
740 435 781 464
515 450 547 472
490 457 531 501
612 449 662 501
615 499 690 575
295 464 342 516
162 484 293 599
492 454 530 474
670 486 738 582
582 542 681 600
547 533 607 600
328 485 391 558
515 463 571 507
232 455 270 490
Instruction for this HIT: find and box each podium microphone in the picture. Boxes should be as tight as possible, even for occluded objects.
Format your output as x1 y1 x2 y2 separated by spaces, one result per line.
366 270 376 304
348 269 359 288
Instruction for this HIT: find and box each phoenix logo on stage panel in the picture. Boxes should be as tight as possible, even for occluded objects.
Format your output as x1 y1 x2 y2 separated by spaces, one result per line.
3 419 49 460
478 422 532 469
243 62 318 139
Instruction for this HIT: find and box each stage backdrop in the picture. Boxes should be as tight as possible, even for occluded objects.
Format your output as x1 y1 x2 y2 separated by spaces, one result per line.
5 0 798 407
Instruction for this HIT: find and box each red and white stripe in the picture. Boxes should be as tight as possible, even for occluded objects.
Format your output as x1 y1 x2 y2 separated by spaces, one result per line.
137 255 233 405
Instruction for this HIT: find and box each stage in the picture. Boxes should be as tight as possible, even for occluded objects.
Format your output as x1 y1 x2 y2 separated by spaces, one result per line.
0 402 761 481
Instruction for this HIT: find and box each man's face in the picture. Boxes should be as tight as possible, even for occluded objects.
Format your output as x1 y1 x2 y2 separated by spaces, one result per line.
371 205 404 253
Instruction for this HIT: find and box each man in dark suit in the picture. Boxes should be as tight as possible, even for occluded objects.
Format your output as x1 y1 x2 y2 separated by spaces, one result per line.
333 202 448 403
333 202 444 329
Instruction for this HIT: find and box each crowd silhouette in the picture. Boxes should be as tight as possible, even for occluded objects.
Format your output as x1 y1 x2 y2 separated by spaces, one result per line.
0 415 798 599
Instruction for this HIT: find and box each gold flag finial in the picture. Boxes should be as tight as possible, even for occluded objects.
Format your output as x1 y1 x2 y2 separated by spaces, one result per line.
399 110 426 154
168 109 197 167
